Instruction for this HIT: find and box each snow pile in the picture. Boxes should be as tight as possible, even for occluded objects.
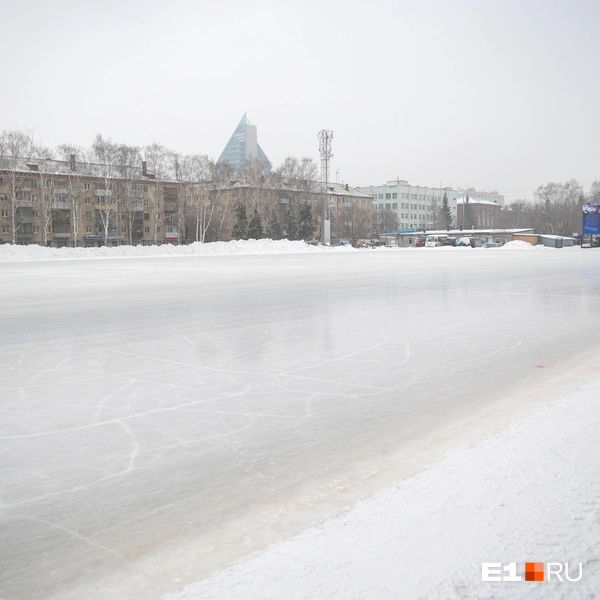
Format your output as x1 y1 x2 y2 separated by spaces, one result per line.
501 240 535 249
165 379 600 600
0 239 343 262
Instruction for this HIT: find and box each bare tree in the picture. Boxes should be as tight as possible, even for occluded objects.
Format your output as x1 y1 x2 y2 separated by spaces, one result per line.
534 180 583 235
181 154 214 243
90 135 124 246
0 129 35 244
144 143 174 244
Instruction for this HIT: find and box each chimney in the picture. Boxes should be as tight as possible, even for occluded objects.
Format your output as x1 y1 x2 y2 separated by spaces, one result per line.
142 160 147 177
69 154 76 172
345 183 349 191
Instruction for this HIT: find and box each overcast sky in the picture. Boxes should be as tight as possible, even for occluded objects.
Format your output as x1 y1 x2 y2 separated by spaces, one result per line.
1 0 598 201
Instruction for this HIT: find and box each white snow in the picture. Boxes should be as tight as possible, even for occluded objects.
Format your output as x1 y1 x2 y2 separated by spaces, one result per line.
501 240 535 249
166 378 600 600
0 239 338 262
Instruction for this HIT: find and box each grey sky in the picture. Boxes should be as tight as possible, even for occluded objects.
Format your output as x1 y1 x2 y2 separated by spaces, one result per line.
2 0 599 201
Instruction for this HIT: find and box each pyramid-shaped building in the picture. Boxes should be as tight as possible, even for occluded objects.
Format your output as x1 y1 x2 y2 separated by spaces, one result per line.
217 113 271 172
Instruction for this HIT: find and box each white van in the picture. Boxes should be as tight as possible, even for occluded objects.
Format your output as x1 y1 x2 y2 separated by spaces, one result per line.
425 235 446 247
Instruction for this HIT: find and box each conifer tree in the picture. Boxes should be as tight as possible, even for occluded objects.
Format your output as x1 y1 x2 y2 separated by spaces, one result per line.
298 203 316 240
285 206 298 240
267 210 282 240
440 192 452 230
247 208 265 239
231 203 249 240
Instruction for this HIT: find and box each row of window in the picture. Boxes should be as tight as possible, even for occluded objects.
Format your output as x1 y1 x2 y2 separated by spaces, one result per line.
0 225 163 236
373 192 452 201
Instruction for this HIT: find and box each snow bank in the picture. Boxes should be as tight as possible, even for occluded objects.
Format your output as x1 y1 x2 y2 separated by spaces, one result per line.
166 379 600 600
0 239 342 262
501 240 535 249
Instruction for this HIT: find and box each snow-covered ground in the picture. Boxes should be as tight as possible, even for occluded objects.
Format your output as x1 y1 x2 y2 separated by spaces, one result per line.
166 378 600 600
0 237 551 262
1 245 599 599
0 239 337 261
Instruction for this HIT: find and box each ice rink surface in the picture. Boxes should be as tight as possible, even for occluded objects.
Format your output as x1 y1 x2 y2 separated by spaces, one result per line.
1 248 600 598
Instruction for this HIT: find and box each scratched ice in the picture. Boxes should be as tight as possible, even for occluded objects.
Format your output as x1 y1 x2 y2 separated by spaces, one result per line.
1 250 599 599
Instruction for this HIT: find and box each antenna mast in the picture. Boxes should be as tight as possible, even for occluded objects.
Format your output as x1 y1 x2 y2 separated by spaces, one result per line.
318 130 333 244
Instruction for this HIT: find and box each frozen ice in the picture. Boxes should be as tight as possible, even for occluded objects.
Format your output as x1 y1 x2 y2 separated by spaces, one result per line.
1 247 599 598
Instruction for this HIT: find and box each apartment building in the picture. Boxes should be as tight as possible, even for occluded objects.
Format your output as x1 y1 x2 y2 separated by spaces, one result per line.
1 156 372 246
218 180 372 242
0 156 180 247
358 180 460 232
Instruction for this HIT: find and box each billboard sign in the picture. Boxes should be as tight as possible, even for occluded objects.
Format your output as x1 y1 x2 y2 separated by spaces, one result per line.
582 205 600 235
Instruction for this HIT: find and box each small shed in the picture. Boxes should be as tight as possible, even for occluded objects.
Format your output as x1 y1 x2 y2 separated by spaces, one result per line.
512 233 540 246
540 235 575 248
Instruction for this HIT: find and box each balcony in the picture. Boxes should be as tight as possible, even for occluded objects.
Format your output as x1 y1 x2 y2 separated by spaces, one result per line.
164 202 177 212
128 202 144 211
52 200 70 209
95 189 112 197
53 233 71 239
16 231 34 239
16 216 34 224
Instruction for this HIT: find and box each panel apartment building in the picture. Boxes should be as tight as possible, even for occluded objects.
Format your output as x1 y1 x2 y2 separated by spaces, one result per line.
0 156 181 247
358 180 460 231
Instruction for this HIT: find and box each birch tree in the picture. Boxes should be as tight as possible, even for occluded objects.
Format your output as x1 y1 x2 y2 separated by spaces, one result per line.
0 130 35 244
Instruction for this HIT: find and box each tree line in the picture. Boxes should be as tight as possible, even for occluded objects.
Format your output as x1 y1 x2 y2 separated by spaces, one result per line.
0 129 323 245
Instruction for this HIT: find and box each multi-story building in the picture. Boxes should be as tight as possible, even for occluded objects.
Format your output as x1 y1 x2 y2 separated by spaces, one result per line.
457 198 502 230
0 155 372 246
216 180 372 243
327 182 373 242
358 180 461 232
0 156 174 247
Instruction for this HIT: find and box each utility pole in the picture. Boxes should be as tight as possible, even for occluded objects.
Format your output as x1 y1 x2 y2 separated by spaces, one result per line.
318 130 333 244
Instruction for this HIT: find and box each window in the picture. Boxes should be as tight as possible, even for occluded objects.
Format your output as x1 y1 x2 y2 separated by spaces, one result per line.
378 194 383 199
372 195 377 200
84 183 91 190
385 193 391 200
121 226 127 233
379 204 383 209
157 227 161 233
144 213 149 221
44 180 50 188
2 226 9 233
0 193 6 201
33 226 40 233
386 203 391 209
85 212 92 219
85 197 91 205
143 199 149 206
54 180 68 188
86 226 92 233
144 227 150 233
1 209 8 217
392 193 397 199
392 203 397 209
44 195 50 202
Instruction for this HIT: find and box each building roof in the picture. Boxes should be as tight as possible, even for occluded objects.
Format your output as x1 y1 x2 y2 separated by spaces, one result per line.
456 197 501 206
327 182 372 198
0 156 164 182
